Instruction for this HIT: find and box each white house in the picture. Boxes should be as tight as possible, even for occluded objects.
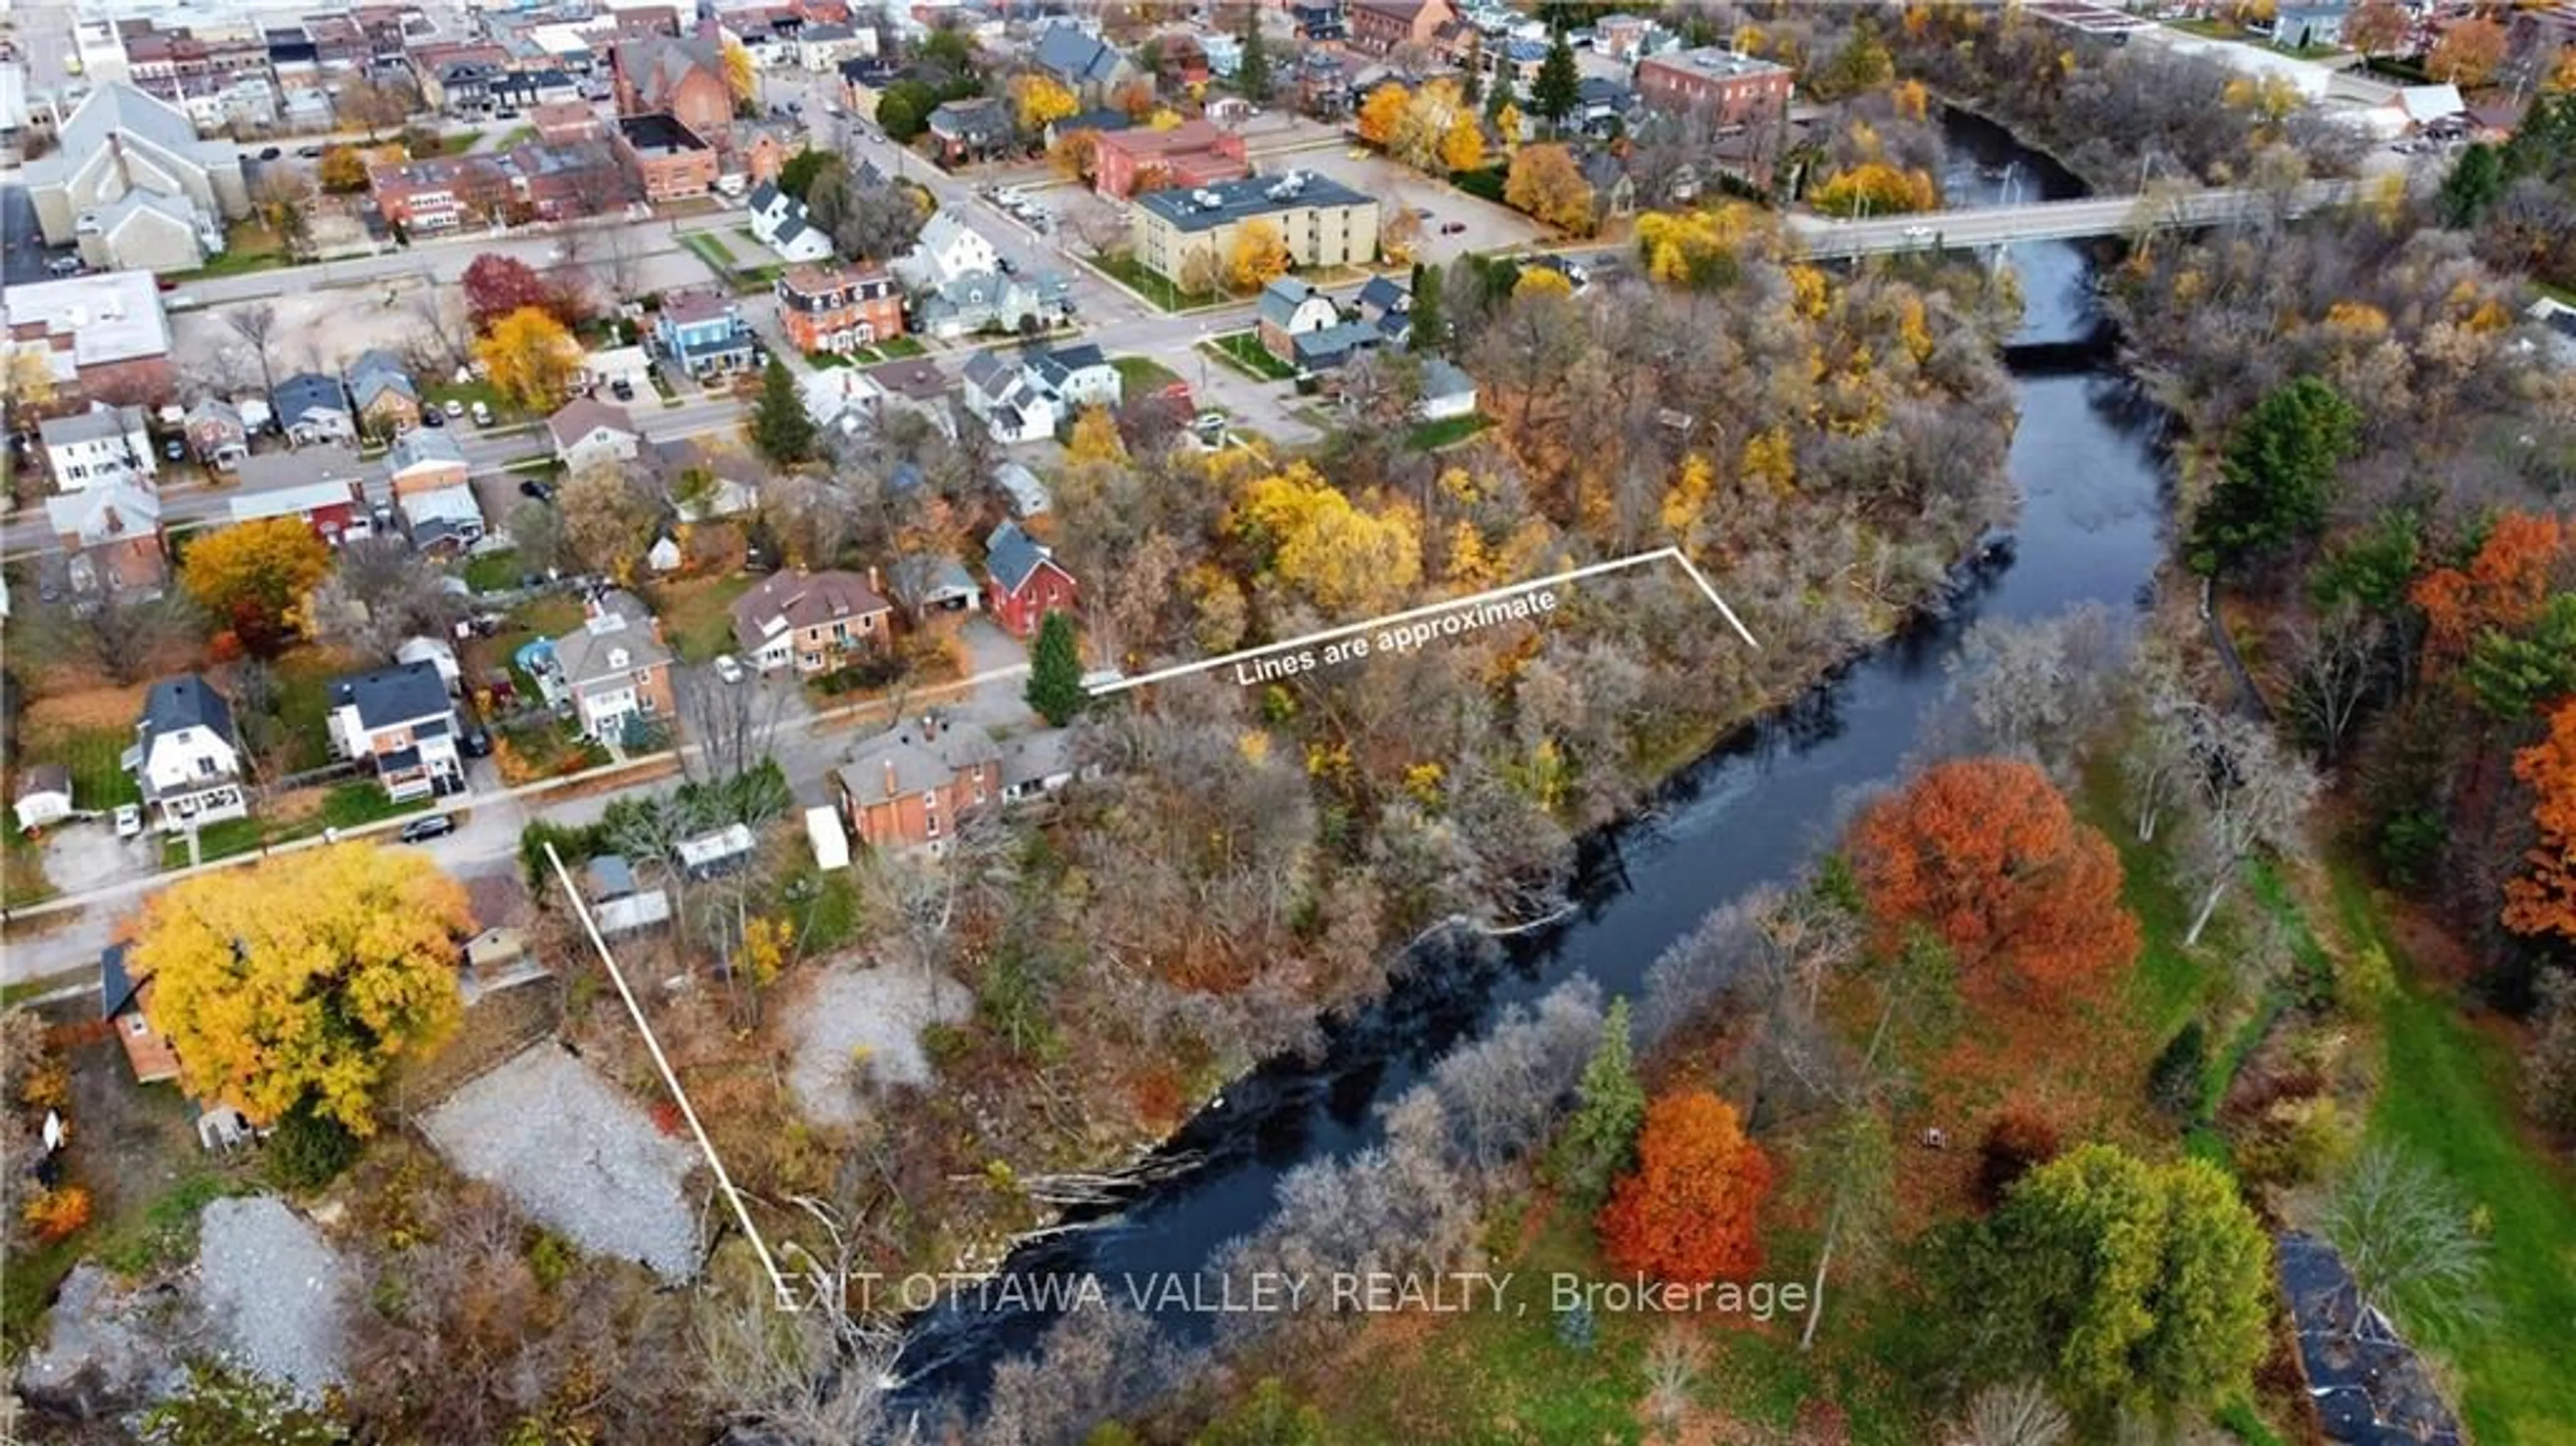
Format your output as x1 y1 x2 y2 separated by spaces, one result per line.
800 364 886 436
894 209 1001 290
1026 342 1121 410
547 397 643 473
124 673 248 834
39 403 156 492
399 484 486 555
1417 357 1480 422
746 181 838 264
13 766 75 834
959 348 1064 445
326 661 466 803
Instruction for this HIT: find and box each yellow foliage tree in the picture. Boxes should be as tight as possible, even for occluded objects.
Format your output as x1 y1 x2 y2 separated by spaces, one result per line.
1227 219 1291 292
1514 267 1574 301
1811 163 1938 218
1495 101 1525 148
1893 78 1930 122
1357 82 1409 146
1068 405 1126 464
2 348 56 410
1504 144 1597 234
1148 108 1184 130
1012 73 1079 133
1786 264 1831 320
129 842 473 1135
1635 206 1774 290
182 515 332 655
741 915 790 988
721 38 757 103
2428 16 2506 87
1235 463 1424 613
1741 427 1796 496
1661 453 1714 536
1440 112 1486 172
475 305 582 413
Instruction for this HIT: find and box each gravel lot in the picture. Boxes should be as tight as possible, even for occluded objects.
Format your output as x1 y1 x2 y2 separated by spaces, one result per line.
786 964 971 1127
195 1196 351 1400
420 1042 701 1278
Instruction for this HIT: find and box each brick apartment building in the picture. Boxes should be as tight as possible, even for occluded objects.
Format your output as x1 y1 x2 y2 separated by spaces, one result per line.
1091 118 1250 199
369 155 510 232
1347 0 1455 54
775 263 905 355
1633 46 1794 129
614 113 716 201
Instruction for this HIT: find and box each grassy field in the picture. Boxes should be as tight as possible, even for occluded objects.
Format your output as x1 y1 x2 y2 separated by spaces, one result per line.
649 573 757 663
2330 867 2576 1443
464 549 522 593
1112 355 1186 396
1089 251 1224 312
162 815 264 869
1406 413 1491 451
1207 331 1296 382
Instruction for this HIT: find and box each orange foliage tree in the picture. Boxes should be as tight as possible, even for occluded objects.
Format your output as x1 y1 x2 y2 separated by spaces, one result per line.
2506 700 2576 945
2410 511 2569 673
1846 758 2140 997
1597 1089 1774 1284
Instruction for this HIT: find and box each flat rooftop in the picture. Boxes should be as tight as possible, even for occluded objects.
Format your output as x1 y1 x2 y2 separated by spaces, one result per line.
617 111 706 154
1643 46 1793 79
1 270 171 368
1132 170 1374 233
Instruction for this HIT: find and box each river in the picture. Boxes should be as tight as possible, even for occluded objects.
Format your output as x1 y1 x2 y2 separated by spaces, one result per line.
892 111 2174 1406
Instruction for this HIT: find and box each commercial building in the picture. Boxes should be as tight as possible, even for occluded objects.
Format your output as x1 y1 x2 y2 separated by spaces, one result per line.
1091 118 1250 200
1 270 177 410
1128 171 1381 288
614 112 716 201
1633 46 1794 129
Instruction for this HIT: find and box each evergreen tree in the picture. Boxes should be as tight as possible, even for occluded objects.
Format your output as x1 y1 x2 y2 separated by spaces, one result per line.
1238 15 1271 104
1552 997 1646 1208
1483 60 1516 125
1531 27 1581 131
2437 142 2504 227
1409 261 1445 355
749 357 816 464
1024 610 1086 726
2187 375 2359 575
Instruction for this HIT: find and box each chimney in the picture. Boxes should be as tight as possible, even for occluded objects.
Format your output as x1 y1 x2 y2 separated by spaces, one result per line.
881 757 897 799
867 563 881 593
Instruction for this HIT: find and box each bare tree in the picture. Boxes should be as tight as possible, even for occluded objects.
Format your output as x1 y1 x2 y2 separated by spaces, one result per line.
405 272 475 374
695 1203 914 1445
223 302 284 402
856 805 1015 977
1641 1327 1705 1443
20 593 203 686
303 537 464 660
2176 710 2320 945
2320 1146 2493 1343
1944 1380 2071 1446
676 667 786 786
2272 600 2389 766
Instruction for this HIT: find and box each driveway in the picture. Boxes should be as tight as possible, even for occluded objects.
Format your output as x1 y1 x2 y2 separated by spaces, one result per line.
41 818 160 897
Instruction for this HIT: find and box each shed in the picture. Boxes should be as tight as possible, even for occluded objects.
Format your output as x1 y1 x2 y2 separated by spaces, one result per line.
804 805 851 870
13 765 74 832
465 926 529 972
674 822 757 879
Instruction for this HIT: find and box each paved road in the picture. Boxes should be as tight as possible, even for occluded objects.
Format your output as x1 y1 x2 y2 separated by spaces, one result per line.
1789 177 2359 258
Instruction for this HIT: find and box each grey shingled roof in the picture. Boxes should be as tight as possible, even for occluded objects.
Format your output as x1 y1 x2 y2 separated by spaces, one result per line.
140 673 237 748
329 661 450 732
837 722 999 802
983 520 1059 595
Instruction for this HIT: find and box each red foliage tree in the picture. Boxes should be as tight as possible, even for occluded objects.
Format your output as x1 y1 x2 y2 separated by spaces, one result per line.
1846 758 2140 997
2412 511 2569 674
461 252 580 332
1597 1089 1774 1284
2506 700 2576 946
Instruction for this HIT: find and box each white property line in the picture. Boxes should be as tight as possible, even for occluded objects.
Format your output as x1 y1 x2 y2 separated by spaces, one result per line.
1086 546 1760 698
543 842 800 1313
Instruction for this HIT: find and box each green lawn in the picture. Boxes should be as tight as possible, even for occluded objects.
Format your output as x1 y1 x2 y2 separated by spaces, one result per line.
650 573 756 663
319 781 429 830
267 650 341 775
1206 331 1296 382
492 125 537 152
1406 413 1491 451
25 726 142 812
683 231 739 270
1113 355 1185 396
2333 867 2576 1444
464 550 521 593
1089 250 1224 312
437 129 485 156
877 335 928 359
162 816 264 869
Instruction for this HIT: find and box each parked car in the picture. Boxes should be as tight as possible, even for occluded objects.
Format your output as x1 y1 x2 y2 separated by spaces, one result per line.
713 655 745 685
297 145 324 158
520 478 554 502
609 380 635 401
443 399 466 419
1440 221 1466 235
258 146 281 160
470 401 493 427
459 726 492 758
113 804 143 839
421 407 445 427
398 813 455 844
162 439 184 460
46 256 84 276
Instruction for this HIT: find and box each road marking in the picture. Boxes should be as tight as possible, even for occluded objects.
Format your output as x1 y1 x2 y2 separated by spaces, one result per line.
1087 547 1758 698
545 843 800 1311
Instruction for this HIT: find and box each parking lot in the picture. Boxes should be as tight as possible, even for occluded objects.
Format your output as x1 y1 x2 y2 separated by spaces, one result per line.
1271 147 1552 266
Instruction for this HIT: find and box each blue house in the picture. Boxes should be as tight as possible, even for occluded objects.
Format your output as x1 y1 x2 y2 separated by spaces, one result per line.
653 291 755 379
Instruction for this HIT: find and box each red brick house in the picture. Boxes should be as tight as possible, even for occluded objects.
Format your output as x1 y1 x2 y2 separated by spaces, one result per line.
775 263 905 355
832 718 1002 850
982 520 1077 638
101 944 182 1084
1152 31 1212 88
1091 118 1249 199
1348 0 1456 55
370 155 512 232
1634 47 1794 129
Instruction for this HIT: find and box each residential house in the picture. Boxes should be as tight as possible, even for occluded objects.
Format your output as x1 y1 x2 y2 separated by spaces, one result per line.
1090 118 1250 199
795 23 871 72
911 270 1051 341
801 365 886 436
1129 171 1381 287
1355 274 1410 341
401 484 487 555
345 349 423 437
369 155 513 233
1348 0 1456 55
184 398 250 471
1580 149 1638 225
1150 31 1212 89
746 180 837 262
549 589 677 741
926 96 1012 164
1595 11 1654 59
998 726 1085 803
14 766 76 834
1049 106 1132 149
386 427 470 495
839 56 903 119
832 717 1002 850
895 210 1002 289
3 270 178 411
615 113 718 201
39 404 156 492
1256 277 1342 364
776 262 906 355
636 436 763 519
395 634 464 694
1292 1 1350 44
585 345 655 398
655 291 757 378
993 459 1051 516
124 673 248 834
1573 76 1637 138
46 484 168 602
101 944 182 1084
1026 342 1121 411
273 372 357 447
2270 1 2348 49
227 477 372 546
327 661 466 802
983 519 1077 637
729 567 893 673
1203 31 1244 80
23 83 246 272
1292 321 1382 374
548 396 643 472
612 35 734 145
1634 47 1793 128
1031 21 1137 105
1417 356 1478 421
961 348 1063 443
863 355 961 437
886 552 981 619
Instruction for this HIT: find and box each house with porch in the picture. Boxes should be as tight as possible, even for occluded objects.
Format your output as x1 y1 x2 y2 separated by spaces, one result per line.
548 589 677 742
729 567 893 673
125 673 248 834
653 291 757 378
326 661 466 803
